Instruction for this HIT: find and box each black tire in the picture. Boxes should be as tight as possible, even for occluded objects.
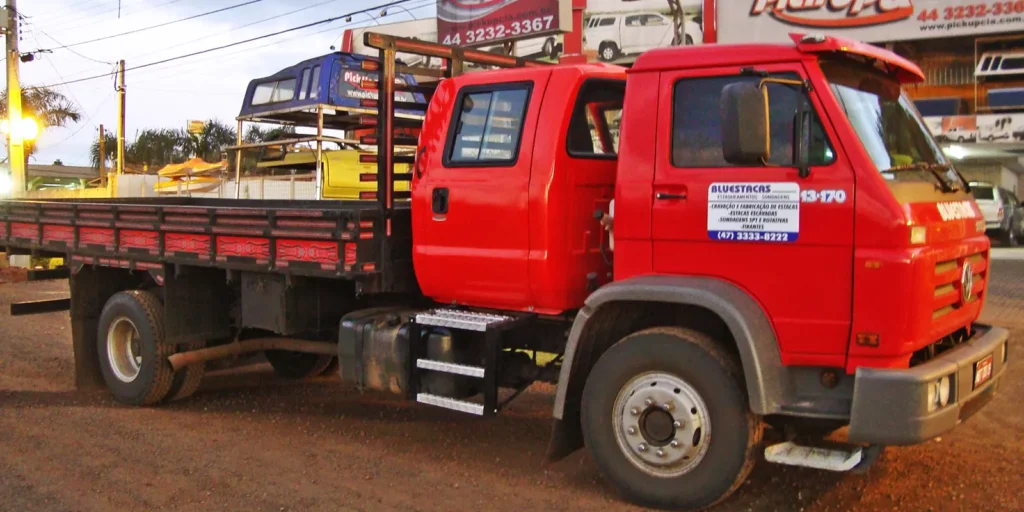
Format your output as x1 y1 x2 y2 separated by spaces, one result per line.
97 290 176 406
165 340 206 402
265 350 334 379
320 356 340 377
1001 227 1017 247
581 327 763 510
685 34 694 45
598 42 619 62
543 37 556 59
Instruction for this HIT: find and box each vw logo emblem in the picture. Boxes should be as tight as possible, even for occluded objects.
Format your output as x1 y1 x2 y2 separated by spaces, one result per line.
961 261 974 303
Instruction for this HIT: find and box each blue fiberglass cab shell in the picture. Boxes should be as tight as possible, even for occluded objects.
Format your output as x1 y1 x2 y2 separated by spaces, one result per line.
239 52 426 119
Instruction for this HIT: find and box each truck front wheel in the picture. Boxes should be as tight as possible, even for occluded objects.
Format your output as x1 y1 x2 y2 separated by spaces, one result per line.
581 327 762 510
265 350 334 379
97 290 176 406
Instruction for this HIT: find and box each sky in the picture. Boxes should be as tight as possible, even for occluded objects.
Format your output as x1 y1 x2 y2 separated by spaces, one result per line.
6 0 437 167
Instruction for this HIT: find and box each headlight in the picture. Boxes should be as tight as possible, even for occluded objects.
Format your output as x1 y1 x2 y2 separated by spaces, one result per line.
910 225 927 245
927 375 953 411
937 376 951 407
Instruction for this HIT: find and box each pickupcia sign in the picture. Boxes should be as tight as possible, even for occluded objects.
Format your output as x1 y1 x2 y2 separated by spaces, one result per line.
750 0 915 27
721 0 1024 43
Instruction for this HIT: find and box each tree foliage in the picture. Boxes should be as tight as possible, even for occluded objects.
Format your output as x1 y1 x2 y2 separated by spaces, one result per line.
89 119 252 172
1 86 82 164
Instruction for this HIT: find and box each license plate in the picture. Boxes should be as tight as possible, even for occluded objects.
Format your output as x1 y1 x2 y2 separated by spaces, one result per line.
974 355 994 389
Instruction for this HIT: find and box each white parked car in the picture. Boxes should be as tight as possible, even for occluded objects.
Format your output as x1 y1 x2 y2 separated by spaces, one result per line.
971 181 1024 246
943 125 977 143
584 12 702 62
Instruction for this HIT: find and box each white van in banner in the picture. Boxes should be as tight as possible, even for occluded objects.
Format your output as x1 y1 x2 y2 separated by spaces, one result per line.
719 0 1024 44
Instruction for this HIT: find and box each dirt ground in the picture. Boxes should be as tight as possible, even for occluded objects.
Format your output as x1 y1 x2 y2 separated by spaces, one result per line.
1 263 1022 512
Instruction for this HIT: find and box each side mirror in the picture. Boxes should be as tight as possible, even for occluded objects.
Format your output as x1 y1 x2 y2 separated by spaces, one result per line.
721 82 770 165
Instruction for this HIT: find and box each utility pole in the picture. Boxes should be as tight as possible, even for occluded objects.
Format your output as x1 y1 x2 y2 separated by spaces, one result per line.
98 124 105 185
4 0 25 194
116 59 125 175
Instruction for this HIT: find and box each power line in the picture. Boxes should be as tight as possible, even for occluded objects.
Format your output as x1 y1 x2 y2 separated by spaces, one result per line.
37 92 116 153
32 0 132 28
24 22 114 65
120 0 436 87
129 0 347 61
38 0 264 51
24 28 87 111
38 0 415 89
35 0 186 34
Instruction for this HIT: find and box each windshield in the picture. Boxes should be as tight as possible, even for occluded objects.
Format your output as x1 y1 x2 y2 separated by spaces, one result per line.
821 59 966 190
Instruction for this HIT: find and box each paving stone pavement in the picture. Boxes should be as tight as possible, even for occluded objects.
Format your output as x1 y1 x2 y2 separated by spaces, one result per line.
982 259 1024 329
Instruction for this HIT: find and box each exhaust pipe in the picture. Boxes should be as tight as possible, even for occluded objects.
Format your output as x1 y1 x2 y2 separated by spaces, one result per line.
167 338 336 372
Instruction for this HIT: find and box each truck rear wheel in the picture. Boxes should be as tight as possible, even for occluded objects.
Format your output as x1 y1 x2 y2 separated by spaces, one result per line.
320 356 340 377
581 327 762 510
265 350 334 379
165 340 206 402
97 290 176 406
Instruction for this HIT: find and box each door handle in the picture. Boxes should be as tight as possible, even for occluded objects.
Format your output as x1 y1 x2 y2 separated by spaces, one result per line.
655 192 687 200
432 187 449 215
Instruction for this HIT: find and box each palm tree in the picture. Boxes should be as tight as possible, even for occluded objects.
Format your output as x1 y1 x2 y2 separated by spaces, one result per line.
183 119 237 162
1 86 82 165
90 128 189 171
89 131 118 170
244 125 296 144
130 128 188 167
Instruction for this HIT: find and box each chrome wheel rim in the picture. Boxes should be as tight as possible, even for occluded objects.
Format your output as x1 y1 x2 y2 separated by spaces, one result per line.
613 371 712 477
107 317 142 383
602 47 614 60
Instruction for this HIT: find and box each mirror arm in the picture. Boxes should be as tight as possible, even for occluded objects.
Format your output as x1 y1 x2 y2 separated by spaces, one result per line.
796 98 811 179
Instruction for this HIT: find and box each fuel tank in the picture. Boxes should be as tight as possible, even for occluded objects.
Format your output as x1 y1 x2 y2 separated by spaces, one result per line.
337 308 478 398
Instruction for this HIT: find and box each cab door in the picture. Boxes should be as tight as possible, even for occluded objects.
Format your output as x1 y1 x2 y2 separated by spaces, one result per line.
414 71 550 310
651 64 856 365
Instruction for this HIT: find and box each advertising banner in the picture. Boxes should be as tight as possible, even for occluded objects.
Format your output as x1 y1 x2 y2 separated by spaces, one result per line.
925 113 1024 143
436 0 573 47
719 0 1024 45
347 1 706 65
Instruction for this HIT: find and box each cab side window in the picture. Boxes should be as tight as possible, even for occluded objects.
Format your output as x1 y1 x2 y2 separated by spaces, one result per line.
671 75 835 168
446 85 531 166
567 79 625 158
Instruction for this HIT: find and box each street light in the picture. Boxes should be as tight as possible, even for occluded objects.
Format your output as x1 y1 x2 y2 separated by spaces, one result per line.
1 116 39 141
0 173 11 196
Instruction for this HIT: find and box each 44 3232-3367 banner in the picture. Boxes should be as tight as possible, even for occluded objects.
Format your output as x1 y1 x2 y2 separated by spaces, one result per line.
436 0 572 47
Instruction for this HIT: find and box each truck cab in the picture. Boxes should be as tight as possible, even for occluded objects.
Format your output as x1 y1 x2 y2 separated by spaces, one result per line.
413 33 1008 509
413 63 625 313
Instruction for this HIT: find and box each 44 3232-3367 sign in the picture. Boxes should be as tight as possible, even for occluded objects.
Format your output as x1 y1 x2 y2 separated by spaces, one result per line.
436 0 573 47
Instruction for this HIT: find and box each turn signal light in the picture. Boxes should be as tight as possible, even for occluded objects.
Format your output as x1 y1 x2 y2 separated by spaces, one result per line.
855 333 879 347
910 226 927 245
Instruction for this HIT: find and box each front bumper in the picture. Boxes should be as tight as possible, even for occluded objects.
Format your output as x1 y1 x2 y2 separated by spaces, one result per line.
848 323 1009 445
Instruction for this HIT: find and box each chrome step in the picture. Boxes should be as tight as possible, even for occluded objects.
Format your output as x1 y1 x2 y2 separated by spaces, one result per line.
415 309 510 332
764 441 863 472
416 393 485 415
416 359 485 378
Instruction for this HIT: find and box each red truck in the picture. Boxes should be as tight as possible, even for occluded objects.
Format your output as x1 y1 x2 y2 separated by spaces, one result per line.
0 33 1010 510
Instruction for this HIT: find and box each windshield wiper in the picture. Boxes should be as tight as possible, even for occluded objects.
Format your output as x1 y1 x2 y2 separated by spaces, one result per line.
882 162 959 193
